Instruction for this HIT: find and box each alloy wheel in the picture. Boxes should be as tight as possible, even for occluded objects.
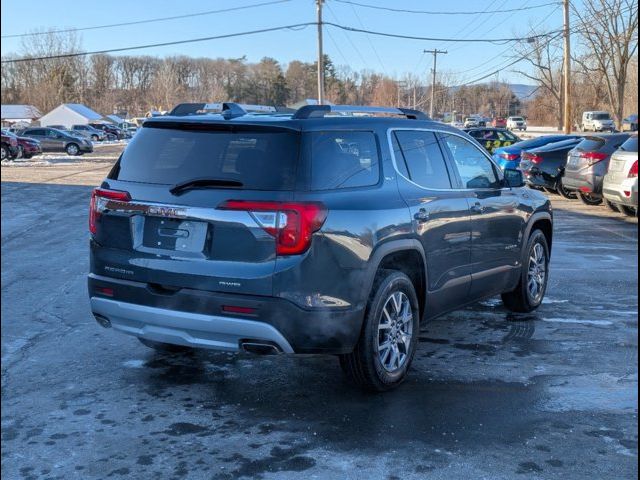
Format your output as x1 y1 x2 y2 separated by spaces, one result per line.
527 242 547 304
377 291 413 373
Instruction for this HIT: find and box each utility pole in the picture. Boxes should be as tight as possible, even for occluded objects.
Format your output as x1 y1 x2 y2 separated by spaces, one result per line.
316 0 325 105
563 0 571 133
424 49 447 118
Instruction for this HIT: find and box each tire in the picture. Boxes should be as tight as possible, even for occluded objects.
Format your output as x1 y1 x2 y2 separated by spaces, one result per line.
0 145 8 161
605 199 621 213
556 177 577 199
339 270 420 392
620 205 638 217
577 191 603 205
17 145 24 159
91 134 99 142
543 187 558 195
138 337 193 353
23 154 32 159
502 229 550 313
65 143 80 156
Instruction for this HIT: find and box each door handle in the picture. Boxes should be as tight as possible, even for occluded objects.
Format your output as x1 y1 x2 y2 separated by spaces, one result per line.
413 208 430 223
470 202 485 214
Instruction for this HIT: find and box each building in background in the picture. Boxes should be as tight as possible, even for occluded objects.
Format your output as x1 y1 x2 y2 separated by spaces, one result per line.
0 104 42 127
39 104 102 128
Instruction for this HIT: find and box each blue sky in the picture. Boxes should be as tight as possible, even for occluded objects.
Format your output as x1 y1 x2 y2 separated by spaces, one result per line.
0 0 567 84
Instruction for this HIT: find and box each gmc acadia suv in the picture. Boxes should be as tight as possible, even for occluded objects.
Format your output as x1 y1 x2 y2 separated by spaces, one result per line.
88 103 553 391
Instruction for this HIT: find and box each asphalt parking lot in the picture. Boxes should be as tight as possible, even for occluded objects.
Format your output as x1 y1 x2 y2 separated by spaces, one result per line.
1 160 638 480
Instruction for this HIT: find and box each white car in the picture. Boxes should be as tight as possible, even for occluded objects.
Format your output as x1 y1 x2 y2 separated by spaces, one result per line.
507 116 527 131
581 111 616 132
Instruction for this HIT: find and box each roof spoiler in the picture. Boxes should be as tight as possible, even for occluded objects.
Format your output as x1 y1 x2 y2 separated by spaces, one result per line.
291 105 429 120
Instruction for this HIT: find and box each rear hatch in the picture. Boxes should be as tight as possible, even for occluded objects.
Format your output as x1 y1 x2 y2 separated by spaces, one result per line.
90 120 301 296
566 135 629 173
607 136 638 183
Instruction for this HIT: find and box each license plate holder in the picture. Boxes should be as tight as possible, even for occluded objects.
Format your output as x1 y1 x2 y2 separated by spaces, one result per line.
141 217 208 253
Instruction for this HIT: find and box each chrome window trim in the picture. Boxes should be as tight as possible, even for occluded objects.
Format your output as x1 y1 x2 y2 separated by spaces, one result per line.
386 127 508 193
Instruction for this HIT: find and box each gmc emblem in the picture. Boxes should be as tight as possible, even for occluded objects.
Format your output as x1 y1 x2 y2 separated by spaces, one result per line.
147 206 187 218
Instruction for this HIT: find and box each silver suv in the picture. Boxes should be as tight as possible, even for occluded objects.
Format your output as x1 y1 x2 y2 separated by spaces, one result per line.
603 135 638 216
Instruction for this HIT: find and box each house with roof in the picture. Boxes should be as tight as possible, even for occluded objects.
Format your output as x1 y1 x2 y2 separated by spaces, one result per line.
102 114 125 125
0 104 42 126
39 103 103 128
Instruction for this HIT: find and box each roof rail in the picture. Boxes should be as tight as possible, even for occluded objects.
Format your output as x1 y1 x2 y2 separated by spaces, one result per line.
291 105 429 120
168 102 294 118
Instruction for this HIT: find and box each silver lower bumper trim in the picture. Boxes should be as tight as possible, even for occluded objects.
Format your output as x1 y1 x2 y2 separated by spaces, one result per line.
90 297 294 353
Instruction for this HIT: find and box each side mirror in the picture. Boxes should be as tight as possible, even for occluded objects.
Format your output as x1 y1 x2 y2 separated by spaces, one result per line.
503 168 525 188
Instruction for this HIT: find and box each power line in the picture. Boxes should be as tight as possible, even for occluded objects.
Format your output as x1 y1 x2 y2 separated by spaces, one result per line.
1 0 291 39
324 22 560 43
333 0 561 15
346 1 388 74
1 24 316 63
2 21 562 64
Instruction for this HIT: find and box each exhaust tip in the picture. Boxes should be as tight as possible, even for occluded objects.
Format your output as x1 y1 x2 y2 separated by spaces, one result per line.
240 341 282 355
94 313 111 328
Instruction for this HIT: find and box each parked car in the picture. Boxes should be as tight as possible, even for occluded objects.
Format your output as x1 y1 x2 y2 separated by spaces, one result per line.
450 120 464 129
622 114 638 132
581 111 616 132
70 124 107 142
518 138 583 199
46 124 68 131
563 133 631 205
89 123 127 140
602 135 638 216
493 134 581 170
88 103 553 391
464 117 480 128
463 127 522 154
1 129 19 160
14 134 42 159
492 117 507 128
507 116 527 131
19 127 94 155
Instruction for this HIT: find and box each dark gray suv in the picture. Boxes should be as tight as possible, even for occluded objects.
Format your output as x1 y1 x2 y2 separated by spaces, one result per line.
88 104 553 391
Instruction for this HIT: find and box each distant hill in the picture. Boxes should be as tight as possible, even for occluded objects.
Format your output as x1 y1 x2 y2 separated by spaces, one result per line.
450 83 539 100
508 84 539 100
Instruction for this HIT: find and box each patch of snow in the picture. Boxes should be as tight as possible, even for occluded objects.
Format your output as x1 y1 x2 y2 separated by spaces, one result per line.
542 318 613 326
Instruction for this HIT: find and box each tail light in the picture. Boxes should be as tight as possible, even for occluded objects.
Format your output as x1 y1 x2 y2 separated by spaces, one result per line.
629 160 638 178
580 151 608 166
523 152 542 164
219 200 327 256
499 153 519 161
89 188 131 234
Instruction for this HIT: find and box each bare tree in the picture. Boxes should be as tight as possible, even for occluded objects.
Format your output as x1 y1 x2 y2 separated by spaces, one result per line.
572 0 638 127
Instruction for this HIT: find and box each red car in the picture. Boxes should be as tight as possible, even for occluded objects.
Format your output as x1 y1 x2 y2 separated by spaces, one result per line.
16 135 42 159
492 118 507 128
1 130 19 160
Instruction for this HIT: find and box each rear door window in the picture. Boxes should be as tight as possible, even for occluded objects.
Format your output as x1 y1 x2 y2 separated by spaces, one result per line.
112 124 300 190
308 131 379 190
393 130 451 189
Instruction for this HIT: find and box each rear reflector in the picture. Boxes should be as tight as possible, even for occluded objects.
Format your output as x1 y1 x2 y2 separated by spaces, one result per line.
222 305 256 315
499 153 519 161
219 200 327 255
579 186 592 193
89 188 131 234
624 191 631 197
96 287 114 297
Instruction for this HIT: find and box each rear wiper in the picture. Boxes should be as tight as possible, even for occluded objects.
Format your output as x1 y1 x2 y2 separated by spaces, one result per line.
170 177 243 195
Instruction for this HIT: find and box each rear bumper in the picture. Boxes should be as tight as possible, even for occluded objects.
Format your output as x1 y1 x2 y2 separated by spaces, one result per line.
562 172 603 194
602 178 638 207
88 274 364 354
523 170 554 189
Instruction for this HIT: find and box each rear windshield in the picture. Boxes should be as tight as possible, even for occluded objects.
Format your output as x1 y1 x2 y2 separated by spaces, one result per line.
510 117 524 121
593 113 611 120
619 136 638 152
111 124 300 190
575 137 606 152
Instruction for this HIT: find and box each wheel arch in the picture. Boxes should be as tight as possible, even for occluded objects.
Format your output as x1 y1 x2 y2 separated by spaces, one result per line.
526 212 553 257
362 239 427 321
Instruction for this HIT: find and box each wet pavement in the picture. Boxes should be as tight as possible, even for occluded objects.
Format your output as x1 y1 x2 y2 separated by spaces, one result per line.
1 180 637 480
